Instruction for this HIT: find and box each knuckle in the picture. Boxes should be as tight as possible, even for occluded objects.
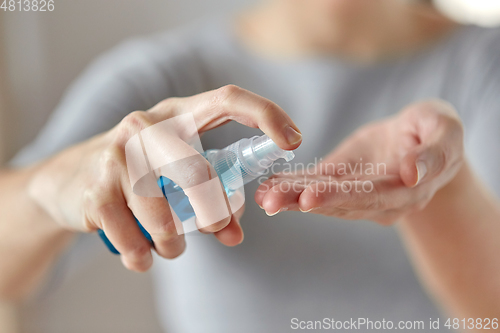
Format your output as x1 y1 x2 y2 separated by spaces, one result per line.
83 185 107 211
181 158 212 188
444 116 464 146
99 146 125 178
443 112 463 129
153 97 176 111
91 197 120 228
259 99 280 119
82 178 122 228
210 85 242 112
403 99 455 123
218 84 241 100
118 111 151 137
152 220 178 239
402 101 431 118
93 199 111 220
126 243 151 261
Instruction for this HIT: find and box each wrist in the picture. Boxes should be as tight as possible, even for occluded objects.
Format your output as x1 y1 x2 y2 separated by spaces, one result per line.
0 167 74 301
402 159 479 225
431 160 470 201
25 164 73 235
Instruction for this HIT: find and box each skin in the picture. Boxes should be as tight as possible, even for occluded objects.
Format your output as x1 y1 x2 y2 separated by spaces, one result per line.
255 101 500 319
248 0 500 322
0 0 498 325
0 86 302 299
238 0 458 62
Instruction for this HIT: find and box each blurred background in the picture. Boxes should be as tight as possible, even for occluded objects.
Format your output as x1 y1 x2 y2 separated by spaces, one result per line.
1 0 500 332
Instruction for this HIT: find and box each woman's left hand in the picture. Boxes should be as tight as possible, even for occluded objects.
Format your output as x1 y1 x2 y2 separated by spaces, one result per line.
255 100 465 225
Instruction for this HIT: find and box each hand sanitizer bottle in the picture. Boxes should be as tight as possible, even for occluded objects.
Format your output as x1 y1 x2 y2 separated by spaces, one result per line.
98 134 295 254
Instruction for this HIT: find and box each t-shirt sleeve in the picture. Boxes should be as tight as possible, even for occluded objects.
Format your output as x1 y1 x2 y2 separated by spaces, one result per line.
9 33 201 167
461 30 500 197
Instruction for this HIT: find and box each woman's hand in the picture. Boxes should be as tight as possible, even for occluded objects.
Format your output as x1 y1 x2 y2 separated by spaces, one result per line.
28 85 302 272
256 100 464 225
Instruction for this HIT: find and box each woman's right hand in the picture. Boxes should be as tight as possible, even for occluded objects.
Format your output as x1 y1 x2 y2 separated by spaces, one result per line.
27 85 302 272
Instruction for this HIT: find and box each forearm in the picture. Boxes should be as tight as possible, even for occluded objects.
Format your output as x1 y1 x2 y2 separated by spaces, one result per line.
399 161 500 319
0 167 73 301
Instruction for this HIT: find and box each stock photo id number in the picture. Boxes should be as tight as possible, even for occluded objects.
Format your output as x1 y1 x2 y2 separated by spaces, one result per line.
1 0 54 11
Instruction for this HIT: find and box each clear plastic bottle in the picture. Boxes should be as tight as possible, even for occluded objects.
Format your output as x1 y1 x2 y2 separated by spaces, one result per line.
98 134 295 254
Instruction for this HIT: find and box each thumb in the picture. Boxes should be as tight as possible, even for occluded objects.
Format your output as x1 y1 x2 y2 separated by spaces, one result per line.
154 85 303 151
400 145 445 187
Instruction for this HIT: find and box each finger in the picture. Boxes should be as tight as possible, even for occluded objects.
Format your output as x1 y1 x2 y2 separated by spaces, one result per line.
255 177 285 208
213 216 243 246
96 200 153 272
164 159 232 234
121 136 188 259
153 85 302 150
255 173 332 210
137 126 232 234
254 172 315 202
185 177 233 233
124 182 187 260
255 176 301 208
257 175 411 224
400 100 464 187
298 175 411 212
213 205 245 246
259 179 307 215
162 157 232 234
233 202 245 221
400 144 445 187
92 145 154 270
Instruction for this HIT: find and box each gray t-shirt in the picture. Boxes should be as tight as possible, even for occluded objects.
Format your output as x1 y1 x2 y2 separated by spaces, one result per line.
11 17 500 333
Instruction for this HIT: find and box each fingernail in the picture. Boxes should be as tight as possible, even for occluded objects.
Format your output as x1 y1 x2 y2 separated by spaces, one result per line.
285 126 302 145
299 207 314 213
266 208 282 216
415 161 427 186
258 204 264 209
